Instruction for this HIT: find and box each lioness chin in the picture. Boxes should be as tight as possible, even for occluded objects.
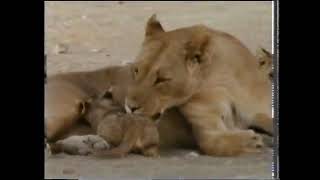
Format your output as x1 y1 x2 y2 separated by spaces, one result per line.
125 14 272 156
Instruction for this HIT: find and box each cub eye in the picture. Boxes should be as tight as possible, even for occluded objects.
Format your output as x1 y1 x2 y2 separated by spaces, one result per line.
269 72 273 80
191 54 201 64
259 60 266 66
103 91 113 99
132 66 139 78
134 67 139 75
154 76 171 86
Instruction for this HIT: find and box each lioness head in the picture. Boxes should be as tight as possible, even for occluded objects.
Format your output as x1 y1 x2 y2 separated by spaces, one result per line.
125 15 214 118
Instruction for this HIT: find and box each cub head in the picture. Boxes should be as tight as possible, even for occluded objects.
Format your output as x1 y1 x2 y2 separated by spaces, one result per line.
125 14 214 118
256 47 273 80
82 88 123 121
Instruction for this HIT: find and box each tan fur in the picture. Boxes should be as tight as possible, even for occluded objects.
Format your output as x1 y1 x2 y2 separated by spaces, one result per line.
45 65 132 142
125 15 272 156
45 64 195 150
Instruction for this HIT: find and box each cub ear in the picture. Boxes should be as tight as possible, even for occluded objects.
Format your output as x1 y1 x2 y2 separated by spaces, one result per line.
261 48 272 58
256 47 272 59
145 14 165 37
79 99 92 115
256 47 273 67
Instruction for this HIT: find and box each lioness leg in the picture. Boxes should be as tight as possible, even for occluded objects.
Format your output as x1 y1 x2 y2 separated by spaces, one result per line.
59 122 96 139
180 95 264 156
46 123 93 155
45 81 88 142
249 113 273 136
48 135 109 155
45 106 85 142
47 125 109 155
193 128 264 156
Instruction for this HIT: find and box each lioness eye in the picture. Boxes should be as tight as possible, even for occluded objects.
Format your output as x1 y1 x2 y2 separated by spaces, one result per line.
154 76 171 86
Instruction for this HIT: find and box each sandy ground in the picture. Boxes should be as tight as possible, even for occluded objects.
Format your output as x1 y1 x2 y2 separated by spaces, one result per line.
45 148 273 179
45 1 273 179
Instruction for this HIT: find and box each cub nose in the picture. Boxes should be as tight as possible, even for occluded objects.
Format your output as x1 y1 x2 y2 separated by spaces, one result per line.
125 103 141 113
130 106 141 113
125 97 141 113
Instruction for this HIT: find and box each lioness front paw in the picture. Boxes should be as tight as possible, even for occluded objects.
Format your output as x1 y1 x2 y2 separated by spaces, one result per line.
242 130 264 153
142 146 160 158
49 135 100 156
82 135 110 150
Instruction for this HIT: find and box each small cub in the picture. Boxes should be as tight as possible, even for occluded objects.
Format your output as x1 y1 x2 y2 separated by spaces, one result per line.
84 91 160 158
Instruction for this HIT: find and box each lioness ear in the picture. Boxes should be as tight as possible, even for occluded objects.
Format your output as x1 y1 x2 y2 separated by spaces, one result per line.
145 14 165 37
185 33 210 64
184 33 210 75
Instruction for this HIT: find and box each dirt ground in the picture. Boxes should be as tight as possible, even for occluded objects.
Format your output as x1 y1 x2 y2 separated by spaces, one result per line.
45 1 273 179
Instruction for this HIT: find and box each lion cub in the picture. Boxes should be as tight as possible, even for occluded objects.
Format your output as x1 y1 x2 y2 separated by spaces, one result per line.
256 47 273 81
84 91 160 158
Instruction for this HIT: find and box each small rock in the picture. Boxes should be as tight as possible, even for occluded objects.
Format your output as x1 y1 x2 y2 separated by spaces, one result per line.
184 151 200 158
90 48 101 53
63 21 71 27
121 60 132 65
118 1 124 5
81 15 87 20
170 157 180 161
62 168 75 175
54 43 69 54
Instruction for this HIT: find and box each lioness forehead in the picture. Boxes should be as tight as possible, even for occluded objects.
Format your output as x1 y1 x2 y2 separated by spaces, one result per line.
137 25 208 62
144 25 207 43
133 25 211 80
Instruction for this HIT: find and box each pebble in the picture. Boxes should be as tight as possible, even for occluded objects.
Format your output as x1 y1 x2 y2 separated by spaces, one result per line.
170 157 180 161
90 48 101 53
54 43 69 54
121 60 132 65
62 167 75 175
81 15 87 20
184 151 200 159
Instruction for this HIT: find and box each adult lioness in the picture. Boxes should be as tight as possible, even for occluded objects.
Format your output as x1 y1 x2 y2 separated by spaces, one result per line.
125 15 272 156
